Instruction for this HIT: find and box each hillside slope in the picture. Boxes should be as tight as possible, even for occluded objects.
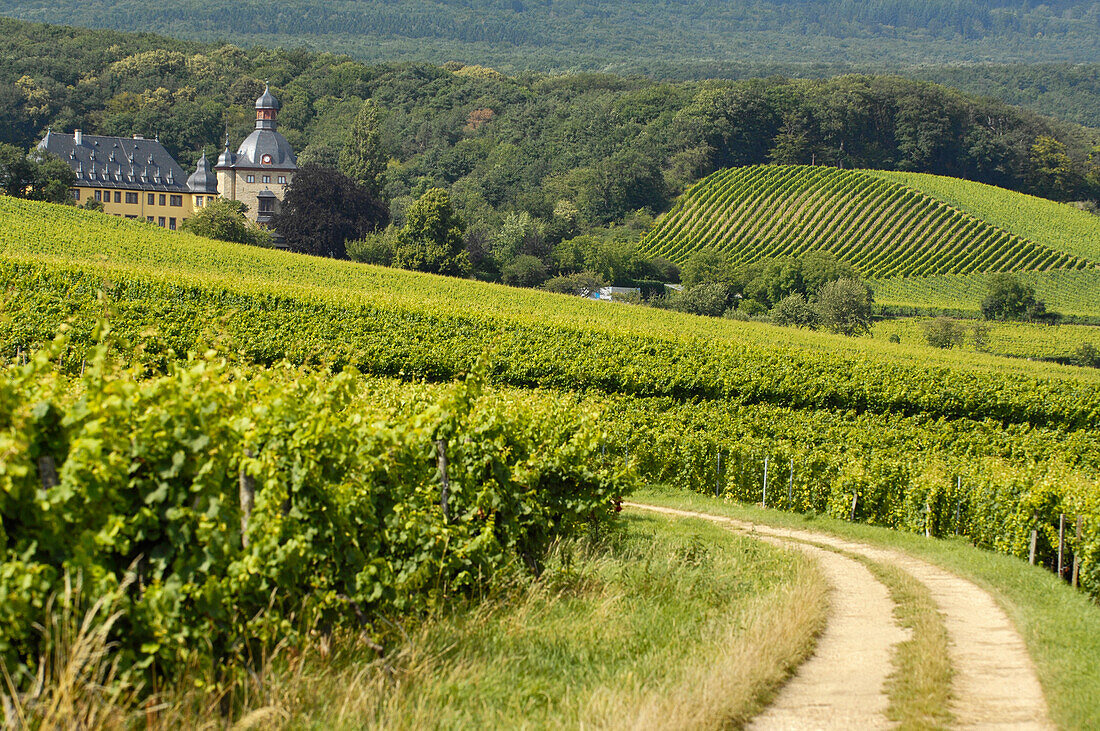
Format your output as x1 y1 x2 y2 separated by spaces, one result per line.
870 171 1100 263
639 165 1094 277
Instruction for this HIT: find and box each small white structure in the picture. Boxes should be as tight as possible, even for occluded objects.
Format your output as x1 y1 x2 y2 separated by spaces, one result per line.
590 286 641 302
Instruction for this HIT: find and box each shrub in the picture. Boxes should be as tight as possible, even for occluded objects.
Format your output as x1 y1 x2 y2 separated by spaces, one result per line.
501 255 549 288
923 318 965 349
668 283 731 317
770 293 819 329
542 271 605 297
815 277 874 336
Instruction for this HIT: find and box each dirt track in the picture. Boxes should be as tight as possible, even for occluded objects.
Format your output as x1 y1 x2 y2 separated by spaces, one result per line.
626 502 1054 730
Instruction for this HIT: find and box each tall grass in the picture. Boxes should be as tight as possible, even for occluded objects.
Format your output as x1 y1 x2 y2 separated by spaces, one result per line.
3 514 825 729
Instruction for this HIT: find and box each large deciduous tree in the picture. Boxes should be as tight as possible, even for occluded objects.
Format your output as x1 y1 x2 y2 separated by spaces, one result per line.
391 188 470 276
273 163 388 258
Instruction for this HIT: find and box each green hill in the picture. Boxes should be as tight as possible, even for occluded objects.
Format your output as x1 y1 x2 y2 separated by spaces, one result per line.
640 165 1100 315
640 165 1093 276
2 196 1100 603
870 171 1100 264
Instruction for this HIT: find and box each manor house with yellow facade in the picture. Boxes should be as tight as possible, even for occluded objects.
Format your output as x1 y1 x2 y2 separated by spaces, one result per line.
37 86 296 230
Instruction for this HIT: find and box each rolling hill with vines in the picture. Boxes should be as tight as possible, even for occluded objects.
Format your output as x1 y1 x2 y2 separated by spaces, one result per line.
640 164 1100 315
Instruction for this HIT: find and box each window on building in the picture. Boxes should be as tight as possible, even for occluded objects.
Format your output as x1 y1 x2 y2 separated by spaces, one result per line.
71 189 80 201
258 198 275 214
277 175 286 184
125 214 136 219
195 196 204 207
147 216 154 223
169 217 176 230
262 175 271 183
246 174 255 183
94 190 102 202
169 195 183 207
114 191 121 203
148 193 155 205
158 216 165 227
125 192 138 204
159 194 166 206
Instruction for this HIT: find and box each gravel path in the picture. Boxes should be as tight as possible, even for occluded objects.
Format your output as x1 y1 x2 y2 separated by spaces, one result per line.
626 502 1054 730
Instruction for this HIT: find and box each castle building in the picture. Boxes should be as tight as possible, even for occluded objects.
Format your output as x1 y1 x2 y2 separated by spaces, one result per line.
216 86 297 226
36 129 214 229
37 87 296 231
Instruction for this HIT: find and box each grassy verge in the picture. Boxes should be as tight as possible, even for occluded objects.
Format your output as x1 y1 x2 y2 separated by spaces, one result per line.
857 557 953 730
7 513 827 729
635 486 1100 730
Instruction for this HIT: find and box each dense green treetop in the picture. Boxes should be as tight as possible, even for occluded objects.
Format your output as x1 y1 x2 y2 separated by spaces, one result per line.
2 0 1099 72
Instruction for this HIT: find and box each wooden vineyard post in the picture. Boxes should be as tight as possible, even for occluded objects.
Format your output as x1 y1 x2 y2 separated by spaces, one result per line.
715 450 722 498
1029 511 1038 566
762 456 769 508
1058 513 1066 579
1072 516 1083 589
239 449 255 549
788 458 794 507
436 439 450 523
954 476 962 535
850 493 858 522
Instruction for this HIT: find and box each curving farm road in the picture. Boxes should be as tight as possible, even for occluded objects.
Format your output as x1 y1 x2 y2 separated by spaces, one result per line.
626 502 1054 730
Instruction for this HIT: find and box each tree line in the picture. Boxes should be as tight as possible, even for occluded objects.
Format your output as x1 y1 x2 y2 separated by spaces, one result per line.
2 18 1100 294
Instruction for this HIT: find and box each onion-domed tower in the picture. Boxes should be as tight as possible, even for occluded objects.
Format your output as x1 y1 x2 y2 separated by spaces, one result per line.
215 85 297 225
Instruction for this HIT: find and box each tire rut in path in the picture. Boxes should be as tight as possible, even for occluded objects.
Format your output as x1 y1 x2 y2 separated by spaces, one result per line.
626 502 1054 730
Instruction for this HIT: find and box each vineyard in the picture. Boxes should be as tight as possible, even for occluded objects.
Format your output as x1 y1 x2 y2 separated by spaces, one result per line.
871 269 1100 318
2 197 1100 690
872 318 1100 362
639 165 1096 279
870 171 1100 264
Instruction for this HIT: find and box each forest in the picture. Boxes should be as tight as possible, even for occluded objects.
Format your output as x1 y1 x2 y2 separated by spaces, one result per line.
2 0 1100 71
3 18 1099 249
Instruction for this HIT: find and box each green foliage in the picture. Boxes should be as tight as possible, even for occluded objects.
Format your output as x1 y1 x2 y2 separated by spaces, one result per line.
0 143 75 205
981 273 1041 321
346 224 399 266
681 249 734 287
339 99 387 200
501 255 549 288
770 293 819 329
816 277 874 335
180 196 270 247
923 318 965 349
541 271 605 298
642 166 1093 278
664 282 731 318
0 341 628 686
1071 343 1100 369
392 188 471 276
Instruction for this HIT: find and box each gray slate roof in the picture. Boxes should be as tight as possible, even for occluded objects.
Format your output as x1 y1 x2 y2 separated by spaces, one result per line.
186 152 219 193
228 129 298 170
37 130 191 193
256 85 280 110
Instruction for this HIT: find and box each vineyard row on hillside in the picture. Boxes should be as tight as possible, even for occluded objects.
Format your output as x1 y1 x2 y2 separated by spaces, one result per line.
641 165 1093 278
3 260 1099 431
